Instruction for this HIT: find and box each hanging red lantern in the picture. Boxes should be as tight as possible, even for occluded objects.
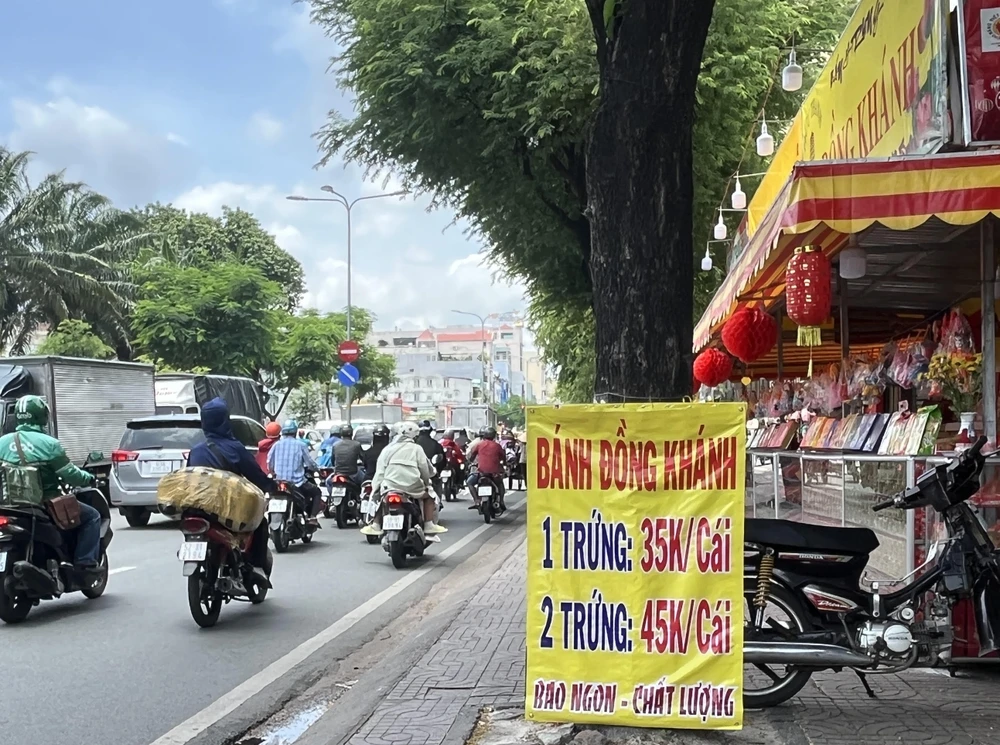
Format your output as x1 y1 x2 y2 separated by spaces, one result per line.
693 348 733 388
722 307 778 363
786 246 831 347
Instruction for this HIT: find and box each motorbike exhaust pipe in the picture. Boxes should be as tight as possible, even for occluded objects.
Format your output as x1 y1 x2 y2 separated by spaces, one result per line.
744 641 873 668
12 561 58 595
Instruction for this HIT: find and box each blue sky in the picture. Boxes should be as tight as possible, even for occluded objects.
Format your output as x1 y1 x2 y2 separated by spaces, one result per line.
1 0 527 331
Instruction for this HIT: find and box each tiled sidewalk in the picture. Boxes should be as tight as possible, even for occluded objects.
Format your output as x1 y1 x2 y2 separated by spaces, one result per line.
344 538 1000 745
346 539 527 745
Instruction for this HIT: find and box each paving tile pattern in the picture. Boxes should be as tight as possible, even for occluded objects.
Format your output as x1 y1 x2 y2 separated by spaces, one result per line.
346 540 527 745
766 667 1000 745
346 537 1000 745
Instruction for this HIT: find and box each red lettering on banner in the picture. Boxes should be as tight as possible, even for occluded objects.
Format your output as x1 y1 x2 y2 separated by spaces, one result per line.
663 437 736 491
536 437 593 491
599 439 657 491
536 437 550 488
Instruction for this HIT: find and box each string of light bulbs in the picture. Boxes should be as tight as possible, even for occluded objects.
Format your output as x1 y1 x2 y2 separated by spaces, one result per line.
701 39 814 273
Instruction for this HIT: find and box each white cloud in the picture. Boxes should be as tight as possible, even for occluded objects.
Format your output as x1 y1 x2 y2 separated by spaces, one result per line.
172 178 527 329
6 94 191 202
272 4 335 72
247 111 284 142
166 132 189 146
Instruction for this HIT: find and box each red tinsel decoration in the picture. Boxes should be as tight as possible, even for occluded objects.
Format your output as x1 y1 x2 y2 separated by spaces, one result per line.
786 246 831 347
693 348 733 388
722 307 778 363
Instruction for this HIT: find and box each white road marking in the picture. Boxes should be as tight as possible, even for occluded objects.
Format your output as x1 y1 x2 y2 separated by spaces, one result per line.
148 497 527 745
109 566 137 576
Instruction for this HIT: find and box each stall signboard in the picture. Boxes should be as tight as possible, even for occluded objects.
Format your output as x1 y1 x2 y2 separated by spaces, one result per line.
744 0 949 239
961 0 1000 143
525 403 746 730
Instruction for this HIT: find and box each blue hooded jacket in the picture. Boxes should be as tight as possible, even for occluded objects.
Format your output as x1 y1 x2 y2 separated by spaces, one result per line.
186 397 275 494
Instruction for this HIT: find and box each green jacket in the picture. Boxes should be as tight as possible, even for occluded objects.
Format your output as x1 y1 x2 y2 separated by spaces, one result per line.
0 424 94 499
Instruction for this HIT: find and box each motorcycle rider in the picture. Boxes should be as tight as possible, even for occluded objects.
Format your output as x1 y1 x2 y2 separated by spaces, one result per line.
361 421 447 536
466 426 506 511
439 429 467 489
186 397 276 585
332 424 366 485
255 421 282 472
268 419 323 523
361 423 390 478
317 428 340 468
416 420 446 498
0 395 101 575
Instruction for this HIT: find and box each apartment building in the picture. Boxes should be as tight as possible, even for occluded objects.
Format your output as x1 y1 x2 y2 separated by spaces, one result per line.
369 323 526 373
370 323 536 405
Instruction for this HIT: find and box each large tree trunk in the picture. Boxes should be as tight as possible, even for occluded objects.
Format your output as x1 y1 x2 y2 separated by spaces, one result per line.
584 1 716 401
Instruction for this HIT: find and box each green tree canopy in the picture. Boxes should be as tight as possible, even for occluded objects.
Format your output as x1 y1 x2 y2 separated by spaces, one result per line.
136 204 305 310
36 320 115 360
1 148 146 356
286 381 326 425
132 262 283 377
496 394 526 429
307 0 854 401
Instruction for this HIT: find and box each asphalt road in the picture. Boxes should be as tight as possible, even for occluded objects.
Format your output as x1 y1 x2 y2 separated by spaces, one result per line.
0 489 525 745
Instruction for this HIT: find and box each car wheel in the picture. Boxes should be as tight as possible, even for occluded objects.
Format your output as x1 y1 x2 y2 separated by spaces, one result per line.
124 508 151 528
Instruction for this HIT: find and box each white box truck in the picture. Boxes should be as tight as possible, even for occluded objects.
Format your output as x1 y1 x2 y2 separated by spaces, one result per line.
0 356 157 482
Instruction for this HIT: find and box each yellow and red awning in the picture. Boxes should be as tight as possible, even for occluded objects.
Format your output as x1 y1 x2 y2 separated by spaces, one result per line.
694 151 1000 351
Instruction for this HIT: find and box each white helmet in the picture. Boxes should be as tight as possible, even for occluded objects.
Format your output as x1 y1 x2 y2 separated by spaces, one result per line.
397 421 419 440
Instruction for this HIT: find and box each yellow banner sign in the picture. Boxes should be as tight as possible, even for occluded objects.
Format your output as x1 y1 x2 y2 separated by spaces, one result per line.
745 0 948 236
525 403 747 729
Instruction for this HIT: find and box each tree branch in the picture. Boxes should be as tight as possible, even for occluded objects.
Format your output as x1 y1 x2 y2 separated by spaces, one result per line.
584 0 611 69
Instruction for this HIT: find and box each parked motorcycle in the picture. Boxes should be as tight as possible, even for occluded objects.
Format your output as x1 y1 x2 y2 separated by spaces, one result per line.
0 466 113 624
382 490 433 569
267 481 319 552
327 474 362 529
177 511 271 628
475 474 504 524
359 481 381 544
743 437 1000 708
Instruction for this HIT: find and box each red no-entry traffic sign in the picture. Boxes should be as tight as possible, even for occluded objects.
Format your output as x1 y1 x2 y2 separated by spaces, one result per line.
338 340 361 363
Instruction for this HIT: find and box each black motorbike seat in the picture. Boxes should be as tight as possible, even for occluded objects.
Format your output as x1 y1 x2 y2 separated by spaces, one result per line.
746 518 879 556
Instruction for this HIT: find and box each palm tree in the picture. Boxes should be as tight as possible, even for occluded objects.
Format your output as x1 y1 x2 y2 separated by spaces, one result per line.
0 148 146 356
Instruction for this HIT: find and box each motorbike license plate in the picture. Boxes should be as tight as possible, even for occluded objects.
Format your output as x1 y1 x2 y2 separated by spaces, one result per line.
268 498 288 513
0 552 6 572
383 514 405 531
178 540 208 562
441 470 452 478
332 487 347 496
479 484 493 496
361 499 372 514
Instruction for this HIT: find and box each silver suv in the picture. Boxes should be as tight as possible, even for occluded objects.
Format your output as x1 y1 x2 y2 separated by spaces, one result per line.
109 414 266 527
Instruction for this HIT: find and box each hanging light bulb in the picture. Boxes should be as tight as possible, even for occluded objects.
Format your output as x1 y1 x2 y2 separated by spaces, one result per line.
782 49 803 92
701 247 713 272
838 235 867 279
713 210 727 241
757 120 774 157
731 177 747 210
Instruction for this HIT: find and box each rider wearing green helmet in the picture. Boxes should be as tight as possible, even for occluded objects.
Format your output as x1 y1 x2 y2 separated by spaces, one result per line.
0 395 102 570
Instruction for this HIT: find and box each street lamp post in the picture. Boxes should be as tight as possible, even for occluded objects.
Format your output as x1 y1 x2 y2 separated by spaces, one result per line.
451 309 489 404
286 186 406 425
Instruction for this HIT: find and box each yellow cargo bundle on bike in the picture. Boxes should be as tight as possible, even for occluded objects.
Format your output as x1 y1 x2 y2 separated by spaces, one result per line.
157 467 265 533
